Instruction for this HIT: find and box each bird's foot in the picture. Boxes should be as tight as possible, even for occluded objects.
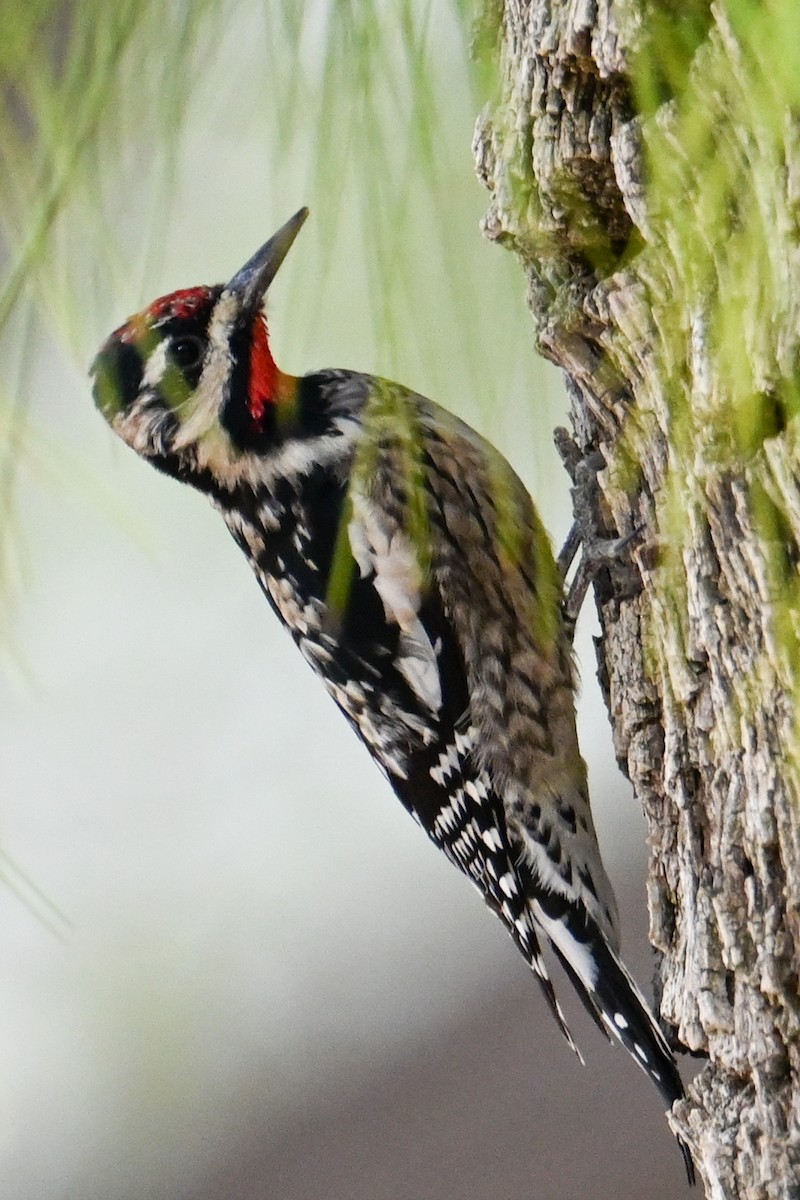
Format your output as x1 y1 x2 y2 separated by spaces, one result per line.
554 428 641 638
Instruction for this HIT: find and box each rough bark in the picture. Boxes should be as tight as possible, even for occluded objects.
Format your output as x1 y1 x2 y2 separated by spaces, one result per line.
474 2 800 1197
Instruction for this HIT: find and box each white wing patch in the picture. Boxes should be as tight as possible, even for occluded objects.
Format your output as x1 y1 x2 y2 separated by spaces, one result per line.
349 491 442 715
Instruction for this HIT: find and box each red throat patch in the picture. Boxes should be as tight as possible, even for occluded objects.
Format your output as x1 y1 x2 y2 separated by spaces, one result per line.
248 314 277 430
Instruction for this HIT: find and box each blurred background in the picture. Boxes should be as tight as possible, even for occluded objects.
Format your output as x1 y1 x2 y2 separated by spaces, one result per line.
0 3 691 1197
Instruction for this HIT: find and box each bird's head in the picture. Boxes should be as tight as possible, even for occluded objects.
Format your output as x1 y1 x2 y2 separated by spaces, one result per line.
92 208 357 494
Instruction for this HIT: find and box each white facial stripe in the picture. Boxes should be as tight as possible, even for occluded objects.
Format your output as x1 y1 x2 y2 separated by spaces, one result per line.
172 290 239 450
142 338 169 388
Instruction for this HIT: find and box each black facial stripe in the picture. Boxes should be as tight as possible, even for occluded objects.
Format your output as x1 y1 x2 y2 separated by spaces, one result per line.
219 323 277 452
92 339 145 417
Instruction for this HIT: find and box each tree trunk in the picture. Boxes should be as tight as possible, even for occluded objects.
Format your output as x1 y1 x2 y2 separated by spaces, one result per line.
474 2 800 1196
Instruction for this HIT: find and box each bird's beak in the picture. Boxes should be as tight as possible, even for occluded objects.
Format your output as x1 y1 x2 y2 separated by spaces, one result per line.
226 207 309 315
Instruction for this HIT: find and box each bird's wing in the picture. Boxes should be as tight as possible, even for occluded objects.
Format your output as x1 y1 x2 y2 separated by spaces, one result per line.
413 397 621 943
344 461 582 1055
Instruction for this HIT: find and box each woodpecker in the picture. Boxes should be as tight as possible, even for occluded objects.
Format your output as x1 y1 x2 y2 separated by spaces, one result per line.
92 208 692 1179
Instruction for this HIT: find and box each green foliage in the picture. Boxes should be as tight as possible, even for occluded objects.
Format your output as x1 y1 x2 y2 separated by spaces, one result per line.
0 1 551 622
634 0 800 458
0 0 224 625
631 0 800 728
0 0 223 341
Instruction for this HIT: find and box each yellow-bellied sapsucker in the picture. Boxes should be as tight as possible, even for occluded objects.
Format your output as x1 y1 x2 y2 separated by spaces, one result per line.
91 209 692 1179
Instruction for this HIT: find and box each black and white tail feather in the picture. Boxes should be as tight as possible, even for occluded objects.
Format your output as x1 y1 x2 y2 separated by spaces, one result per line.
534 887 695 1182
531 880 681 1080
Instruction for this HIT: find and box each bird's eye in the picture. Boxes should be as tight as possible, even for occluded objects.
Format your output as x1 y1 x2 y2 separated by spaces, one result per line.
170 335 205 371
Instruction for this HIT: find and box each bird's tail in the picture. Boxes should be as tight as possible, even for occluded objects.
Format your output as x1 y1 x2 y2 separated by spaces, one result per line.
531 889 695 1185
